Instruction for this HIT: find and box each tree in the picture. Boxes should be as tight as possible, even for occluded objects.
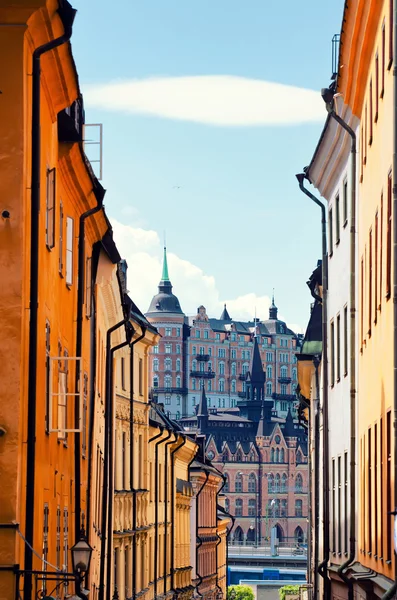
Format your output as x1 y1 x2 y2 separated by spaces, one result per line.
227 585 255 600
278 585 300 600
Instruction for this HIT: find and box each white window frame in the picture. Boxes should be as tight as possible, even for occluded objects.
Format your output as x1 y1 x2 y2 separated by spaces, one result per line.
48 356 83 434
66 216 74 285
46 168 56 249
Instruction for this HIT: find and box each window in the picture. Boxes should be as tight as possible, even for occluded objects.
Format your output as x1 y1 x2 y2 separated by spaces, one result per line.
268 474 274 492
364 104 367 162
235 473 243 493
295 499 303 517
176 327 181 337
292 368 297 381
176 344 181 354
335 194 340 243
248 474 257 493
387 411 392 561
389 0 393 69
329 208 333 255
231 333 236 341
343 179 348 225
266 382 272 396
275 473 280 492
387 172 392 298
231 362 236 376
219 362 225 375
165 344 172 354
56 505 61 571
281 384 287 395
216 333 220 340
199 346 205 355
153 376 159 388
153 345 159 354
368 430 372 555
85 256 92 318
176 358 181 372
66 216 74 285
121 357 126 390
219 379 225 392
374 424 378 558
330 320 335 386
46 168 56 249
361 258 364 347
235 499 243 517
43 504 49 579
295 473 303 492
192 379 196 391
280 448 285 462
332 458 336 551
375 53 379 121
218 348 226 358
196 329 200 338
192 360 197 371
176 376 181 388
248 499 256 517
175 411 180 420
231 380 236 393
361 126 364 181
231 349 236 359
266 352 273 362
204 330 209 339
139 358 143 396
208 379 212 392
165 358 172 371
369 79 373 144
380 193 383 309
242 363 249 375
164 375 171 388
63 508 69 588
224 475 229 492
192 396 196 406
375 212 378 323
267 365 272 379
369 228 373 336
344 305 348 377
59 202 64 274
165 327 172 337
336 314 341 382
153 358 159 372
344 452 348 554
382 22 386 96
280 366 287 378
165 395 171 405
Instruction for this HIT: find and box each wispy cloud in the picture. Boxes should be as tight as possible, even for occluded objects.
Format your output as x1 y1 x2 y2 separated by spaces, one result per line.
84 75 325 127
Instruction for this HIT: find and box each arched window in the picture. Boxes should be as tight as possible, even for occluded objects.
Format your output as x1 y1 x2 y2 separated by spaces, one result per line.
176 359 181 372
295 474 303 492
275 473 280 492
248 499 256 516
275 448 280 463
231 362 237 376
295 526 304 543
192 379 196 391
266 382 272 397
235 473 243 493
165 358 172 371
165 375 172 388
267 365 272 379
153 359 159 372
280 365 288 378
242 362 249 375
296 450 302 464
281 473 287 493
219 362 225 375
248 474 256 493
231 380 236 393
224 474 229 492
275 523 284 542
235 499 243 516
234 525 244 542
268 474 274 493
274 499 281 517
219 379 225 392
295 499 303 517
153 376 159 388
176 375 181 388
271 448 275 462
280 448 285 463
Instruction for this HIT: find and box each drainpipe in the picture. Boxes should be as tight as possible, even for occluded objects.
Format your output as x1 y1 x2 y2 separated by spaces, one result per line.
225 512 235 588
383 0 397 596
98 316 129 600
149 426 172 599
163 432 177 596
321 90 357 600
296 173 329 599
24 8 76 600
106 335 131 600
195 470 210 598
313 355 321 600
128 326 146 600
213 468 226 597
170 434 187 594
74 194 104 537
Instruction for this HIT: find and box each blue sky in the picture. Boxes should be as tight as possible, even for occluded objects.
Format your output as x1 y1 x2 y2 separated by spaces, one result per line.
71 0 344 330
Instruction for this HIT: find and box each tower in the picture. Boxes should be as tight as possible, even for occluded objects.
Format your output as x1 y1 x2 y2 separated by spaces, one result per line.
237 336 267 422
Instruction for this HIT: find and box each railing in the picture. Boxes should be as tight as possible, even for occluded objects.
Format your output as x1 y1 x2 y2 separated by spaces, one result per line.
238 391 246 398
196 354 210 361
190 370 215 379
272 393 296 401
150 386 188 394
278 377 292 384
238 374 247 381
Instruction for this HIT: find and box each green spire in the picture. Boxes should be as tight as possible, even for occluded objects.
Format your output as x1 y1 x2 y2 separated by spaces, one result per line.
161 246 170 281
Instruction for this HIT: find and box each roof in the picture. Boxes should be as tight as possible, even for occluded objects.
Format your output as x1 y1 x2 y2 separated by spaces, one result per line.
146 247 184 316
219 304 232 321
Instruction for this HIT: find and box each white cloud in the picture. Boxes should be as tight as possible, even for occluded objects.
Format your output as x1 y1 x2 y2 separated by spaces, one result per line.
111 218 302 332
84 75 325 127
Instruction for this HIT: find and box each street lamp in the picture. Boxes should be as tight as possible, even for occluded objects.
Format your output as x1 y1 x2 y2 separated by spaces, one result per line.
70 528 93 599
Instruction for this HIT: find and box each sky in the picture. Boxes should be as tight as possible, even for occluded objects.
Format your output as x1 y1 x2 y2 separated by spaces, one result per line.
71 0 345 332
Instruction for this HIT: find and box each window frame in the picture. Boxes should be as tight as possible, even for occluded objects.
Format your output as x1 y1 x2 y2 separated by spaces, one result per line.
46 168 56 250
65 216 74 286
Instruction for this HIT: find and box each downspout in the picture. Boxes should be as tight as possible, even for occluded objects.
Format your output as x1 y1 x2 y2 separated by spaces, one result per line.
383 0 397 596
163 432 177 596
225 512 235 588
106 335 131 600
321 93 357 600
170 434 187 594
98 316 129 600
313 356 321 600
74 194 104 537
213 468 226 596
24 10 76 600
195 470 210 598
149 426 172 599
296 173 329 600
86 284 97 538
128 326 146 600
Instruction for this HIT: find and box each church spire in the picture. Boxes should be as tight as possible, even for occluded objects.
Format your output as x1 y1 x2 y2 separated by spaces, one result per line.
197 382 209 431
220 303 232 322
269 289 278 320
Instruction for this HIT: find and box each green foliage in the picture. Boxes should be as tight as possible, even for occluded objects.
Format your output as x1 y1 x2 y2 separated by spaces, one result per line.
278 585 300 600
227 584 255 600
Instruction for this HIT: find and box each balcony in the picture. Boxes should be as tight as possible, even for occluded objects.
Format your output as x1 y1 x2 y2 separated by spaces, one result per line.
190 370 215 379
272 393 296 401
150 387 188 395
278 377 291 385
196 354 210 361
238 391 246 398
238 373 247 381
